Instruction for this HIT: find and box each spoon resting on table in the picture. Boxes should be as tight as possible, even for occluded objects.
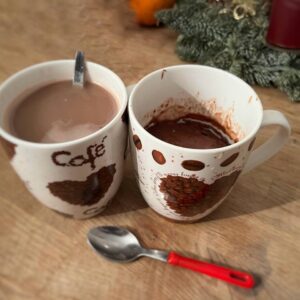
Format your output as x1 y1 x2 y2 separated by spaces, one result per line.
87 226 255 289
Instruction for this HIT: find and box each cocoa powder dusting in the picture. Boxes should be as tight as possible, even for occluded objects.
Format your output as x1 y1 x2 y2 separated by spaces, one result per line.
159 171 241 217
161 69 167 80
48 164 116 206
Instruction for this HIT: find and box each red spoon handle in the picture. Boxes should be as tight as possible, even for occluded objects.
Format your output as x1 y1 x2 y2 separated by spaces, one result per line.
167 251 255 289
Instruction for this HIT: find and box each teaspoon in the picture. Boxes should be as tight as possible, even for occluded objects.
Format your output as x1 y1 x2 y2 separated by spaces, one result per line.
87 226 255 289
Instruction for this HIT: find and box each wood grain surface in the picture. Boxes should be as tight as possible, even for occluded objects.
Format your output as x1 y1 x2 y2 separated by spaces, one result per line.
0 1 299 299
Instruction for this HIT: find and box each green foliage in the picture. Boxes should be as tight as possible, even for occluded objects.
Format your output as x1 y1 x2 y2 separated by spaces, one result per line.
156 0 300 101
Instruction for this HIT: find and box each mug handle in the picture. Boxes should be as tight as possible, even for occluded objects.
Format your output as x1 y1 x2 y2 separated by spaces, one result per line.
243 110 291 174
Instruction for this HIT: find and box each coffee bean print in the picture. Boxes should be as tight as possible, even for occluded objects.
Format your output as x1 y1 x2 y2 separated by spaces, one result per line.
133 134 142 150
159 170 241 217
248 138 256 151
182 160 205 171
220 152 239 167
0 137 16 160
47 164 116 206
152 150 166 165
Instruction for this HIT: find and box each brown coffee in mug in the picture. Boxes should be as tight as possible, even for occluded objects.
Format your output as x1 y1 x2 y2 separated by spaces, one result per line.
4 80 118 143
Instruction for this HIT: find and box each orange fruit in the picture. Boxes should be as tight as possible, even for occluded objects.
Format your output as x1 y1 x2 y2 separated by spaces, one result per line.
130 0 175 26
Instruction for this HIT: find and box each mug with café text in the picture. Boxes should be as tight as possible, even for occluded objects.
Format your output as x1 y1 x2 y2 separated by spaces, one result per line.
128 65 291 222
0 60 128 219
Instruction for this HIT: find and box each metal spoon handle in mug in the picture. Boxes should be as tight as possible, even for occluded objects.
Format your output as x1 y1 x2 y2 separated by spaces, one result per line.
73 51 85 87
167 252 255 289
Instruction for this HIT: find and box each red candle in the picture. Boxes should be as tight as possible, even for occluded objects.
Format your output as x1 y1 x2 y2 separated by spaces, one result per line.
267 0 300 49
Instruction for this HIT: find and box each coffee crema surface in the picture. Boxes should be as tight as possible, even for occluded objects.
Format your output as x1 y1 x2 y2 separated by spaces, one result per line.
8 81 118 143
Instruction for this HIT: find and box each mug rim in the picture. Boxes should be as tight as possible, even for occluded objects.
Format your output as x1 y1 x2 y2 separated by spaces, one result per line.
0 60 128 148
129 64 263 154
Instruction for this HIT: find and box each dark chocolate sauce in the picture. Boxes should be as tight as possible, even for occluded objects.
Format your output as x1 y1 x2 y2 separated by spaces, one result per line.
145 114 233 149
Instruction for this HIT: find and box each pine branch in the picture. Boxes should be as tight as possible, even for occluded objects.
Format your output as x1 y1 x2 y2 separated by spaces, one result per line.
156 0 300 101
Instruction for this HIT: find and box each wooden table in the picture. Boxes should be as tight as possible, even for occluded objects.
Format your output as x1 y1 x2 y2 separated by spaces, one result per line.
0 1 299 299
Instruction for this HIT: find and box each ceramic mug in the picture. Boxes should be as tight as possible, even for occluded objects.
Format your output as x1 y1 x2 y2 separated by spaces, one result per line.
128 65 291 222
0 60 128 219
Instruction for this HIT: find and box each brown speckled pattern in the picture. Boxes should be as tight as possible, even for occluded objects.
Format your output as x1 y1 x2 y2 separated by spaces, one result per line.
160 170 241 217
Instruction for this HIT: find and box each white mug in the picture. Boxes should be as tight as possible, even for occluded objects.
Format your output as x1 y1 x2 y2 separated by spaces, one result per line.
0 60 128 219
128 65 291 222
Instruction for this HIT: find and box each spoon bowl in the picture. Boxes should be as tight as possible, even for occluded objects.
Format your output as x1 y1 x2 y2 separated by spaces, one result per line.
88 226 144 262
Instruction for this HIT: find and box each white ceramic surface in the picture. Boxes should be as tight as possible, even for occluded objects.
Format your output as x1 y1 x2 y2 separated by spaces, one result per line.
0 60 128 219
128 65 291 222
